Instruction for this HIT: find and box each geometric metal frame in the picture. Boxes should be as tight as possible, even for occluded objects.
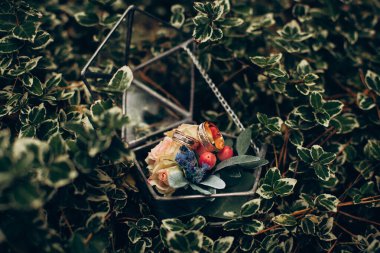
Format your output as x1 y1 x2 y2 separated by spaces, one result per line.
81 5 265 218
81 5 196 148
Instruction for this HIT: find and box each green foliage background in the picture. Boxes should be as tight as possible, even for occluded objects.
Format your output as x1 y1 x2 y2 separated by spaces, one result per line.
0 0 380 252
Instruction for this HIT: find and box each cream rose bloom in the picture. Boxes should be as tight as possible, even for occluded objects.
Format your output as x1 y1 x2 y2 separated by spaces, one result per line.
145 137 180 172
147 161 180 195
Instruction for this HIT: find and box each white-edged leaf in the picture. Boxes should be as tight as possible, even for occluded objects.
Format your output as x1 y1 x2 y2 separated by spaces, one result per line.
74 12 99 27
106 66 133 92
241 198 261 217
272 214 297 226
212 236 234 253
314 194 339 212
12 21 39 42
273 178 297 196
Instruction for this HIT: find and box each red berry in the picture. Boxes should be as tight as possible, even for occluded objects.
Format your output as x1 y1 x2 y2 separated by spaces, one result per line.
199 152 217 169
196 145 208 155
217 145 233 161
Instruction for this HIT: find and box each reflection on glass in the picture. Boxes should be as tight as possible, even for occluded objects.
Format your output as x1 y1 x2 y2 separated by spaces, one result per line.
125 84 183 142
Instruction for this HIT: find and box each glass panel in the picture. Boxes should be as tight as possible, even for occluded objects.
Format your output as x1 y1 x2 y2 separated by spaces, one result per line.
125 82 189 145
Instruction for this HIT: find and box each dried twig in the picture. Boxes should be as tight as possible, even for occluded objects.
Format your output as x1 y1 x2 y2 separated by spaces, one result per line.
306 127 334 148
334 221 357 238
338 210 380 227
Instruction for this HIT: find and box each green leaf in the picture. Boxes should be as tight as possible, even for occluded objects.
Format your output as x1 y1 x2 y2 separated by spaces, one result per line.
32 31 53 50
365 70 380 95
310 145 324 161
25 76 43 96
215 155 268 172
212 236 234 253
323 100 344 118
189 183 212 195
272 214 297 226
128 227 142 244
194 2 206 13
27 56 42 71
0 36 23 53
212 4 225 21
273 178 297 197
193 15 209 26
236 128 252 155
186 215 206 230
303 73 318 85
297 59 312 75
239 236 255 251
131 240 146 253
267 68 286 78
292 4 310 22
354 160 374 180
314 109 331 127
241 220 264 235
319 152 336 165
193 23 213 43
136 218 154 232
300 215 317 235
309 92 323 109
256 184 274 199
241 198 261 217
219 17 244 27
263 167 281 185
28 103 46 125
200 175 225 189
289 130 304 146
364 140 380 161
48 156 78 188
0 13 17 32
105 66 133 92
12 21 39 42
319 216 334 235
168 169 189 189
48 133 67 157
0 57 11 75
74 12 99 27
223 219 244 231
357 93 376 111
257 112 283 133
161 219 185 232
313 163 331 181
170 5 185 28
247 13 275 32
295 105 314 122
250 53 282 68
330 113 359 134
19 125 36 137
45 73 62 89
314 194 339 212
168 231 203 253
320 232 337 242
210 27 223 41
297 146 312 163
277 20 312 42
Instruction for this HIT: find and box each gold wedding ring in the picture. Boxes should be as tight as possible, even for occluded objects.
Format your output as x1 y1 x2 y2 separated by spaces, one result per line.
197 121 225 152
172 129 200 150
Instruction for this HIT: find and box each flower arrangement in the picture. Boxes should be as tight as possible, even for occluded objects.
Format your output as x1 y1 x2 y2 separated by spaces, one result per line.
145 122 267 195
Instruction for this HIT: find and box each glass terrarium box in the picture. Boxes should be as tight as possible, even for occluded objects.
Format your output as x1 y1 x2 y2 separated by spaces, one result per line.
82 6 265 219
